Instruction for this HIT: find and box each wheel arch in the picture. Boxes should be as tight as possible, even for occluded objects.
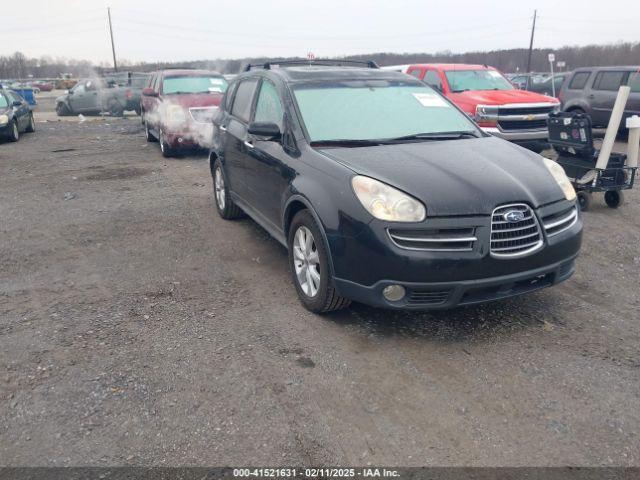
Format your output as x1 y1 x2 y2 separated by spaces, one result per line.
283 195 336 278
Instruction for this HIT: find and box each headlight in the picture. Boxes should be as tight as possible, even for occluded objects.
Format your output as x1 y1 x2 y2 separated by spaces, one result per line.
0 114 8 126
552 103 561 113
165 104 186 125
543 158 576 201
351 176 426 222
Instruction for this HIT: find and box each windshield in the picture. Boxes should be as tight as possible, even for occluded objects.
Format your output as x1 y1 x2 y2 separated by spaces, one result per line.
0 93 7 108
445 69 513 92
163 76 228 94
293 80 478 143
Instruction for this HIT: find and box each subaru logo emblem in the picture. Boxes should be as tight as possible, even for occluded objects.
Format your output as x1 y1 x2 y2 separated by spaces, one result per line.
504 210 525 223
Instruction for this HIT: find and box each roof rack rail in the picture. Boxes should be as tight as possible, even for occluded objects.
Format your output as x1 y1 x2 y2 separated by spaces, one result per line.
244 59 379 72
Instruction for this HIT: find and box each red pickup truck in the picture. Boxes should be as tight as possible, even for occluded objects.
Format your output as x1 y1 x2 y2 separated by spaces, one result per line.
401 64 560 152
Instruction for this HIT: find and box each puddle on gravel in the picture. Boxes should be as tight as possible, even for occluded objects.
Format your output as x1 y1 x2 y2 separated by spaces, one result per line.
82 166 151 181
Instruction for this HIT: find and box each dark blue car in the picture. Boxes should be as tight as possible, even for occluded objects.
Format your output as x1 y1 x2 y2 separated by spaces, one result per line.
0 88 35 142
210 61 582 313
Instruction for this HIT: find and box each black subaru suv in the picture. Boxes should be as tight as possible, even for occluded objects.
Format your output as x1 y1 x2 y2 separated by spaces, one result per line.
210 61 582 313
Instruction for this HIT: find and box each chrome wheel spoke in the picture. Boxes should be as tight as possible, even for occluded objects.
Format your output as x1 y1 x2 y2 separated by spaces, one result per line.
292 226 320 298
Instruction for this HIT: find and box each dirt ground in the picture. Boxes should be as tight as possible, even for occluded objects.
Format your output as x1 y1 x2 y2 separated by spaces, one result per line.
0 95 639 467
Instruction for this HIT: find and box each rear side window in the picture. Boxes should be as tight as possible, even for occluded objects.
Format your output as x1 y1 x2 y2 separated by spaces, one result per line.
629 72 640 93
593 71 628 91
254 81 284 128
424 70 443 91
223 82 238 111
568 72 591 90
231 79 258 122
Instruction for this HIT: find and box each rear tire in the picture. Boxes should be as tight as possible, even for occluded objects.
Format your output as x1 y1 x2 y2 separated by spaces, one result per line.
144 117 156 142
108 100 124 117
25 113 35 133
604 190 624 208
288 210 350 313
56 102 70 116
213 160 243 219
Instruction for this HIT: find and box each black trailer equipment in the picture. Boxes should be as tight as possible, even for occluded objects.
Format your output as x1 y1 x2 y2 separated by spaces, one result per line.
547 111 636 210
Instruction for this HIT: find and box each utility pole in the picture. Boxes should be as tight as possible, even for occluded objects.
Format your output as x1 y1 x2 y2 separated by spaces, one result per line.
526 9 537 74
107 7 118 72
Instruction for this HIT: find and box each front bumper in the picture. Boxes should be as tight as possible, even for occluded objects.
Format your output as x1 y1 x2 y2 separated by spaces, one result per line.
334 256 576 310
329 200 582 310
482 126 548 141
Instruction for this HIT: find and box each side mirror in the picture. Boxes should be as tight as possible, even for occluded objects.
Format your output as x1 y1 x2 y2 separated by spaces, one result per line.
248 121 281 139
12 100 22 107
142 88 158 97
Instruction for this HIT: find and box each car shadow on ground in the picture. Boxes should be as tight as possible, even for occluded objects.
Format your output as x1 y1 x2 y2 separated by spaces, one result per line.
325 293 561 343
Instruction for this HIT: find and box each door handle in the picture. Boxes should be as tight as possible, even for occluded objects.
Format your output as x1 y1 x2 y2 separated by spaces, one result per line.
219 125 227 132
588 94 595 99
244 140 254 149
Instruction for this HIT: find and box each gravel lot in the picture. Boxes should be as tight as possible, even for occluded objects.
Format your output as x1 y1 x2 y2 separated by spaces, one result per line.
1 95 639 467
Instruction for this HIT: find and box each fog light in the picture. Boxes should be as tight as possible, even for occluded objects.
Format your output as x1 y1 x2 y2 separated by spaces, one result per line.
383 284 406 302
178 137 184 143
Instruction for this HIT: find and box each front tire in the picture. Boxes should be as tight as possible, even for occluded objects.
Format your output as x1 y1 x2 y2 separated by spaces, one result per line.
288 210 350 313
7 120 19 142
213 160 243 219
577 191 592 211
159 130 174 157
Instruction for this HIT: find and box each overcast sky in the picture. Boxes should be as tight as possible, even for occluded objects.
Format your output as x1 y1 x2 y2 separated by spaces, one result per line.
4 0 639 64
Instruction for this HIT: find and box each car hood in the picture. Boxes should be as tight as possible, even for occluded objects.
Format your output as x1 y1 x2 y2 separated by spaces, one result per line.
452 89 558 105
318 136 564 216
161 93 222 108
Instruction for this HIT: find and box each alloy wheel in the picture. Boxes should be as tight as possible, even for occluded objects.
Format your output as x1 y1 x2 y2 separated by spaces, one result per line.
293 226 321 298
214 167 226 210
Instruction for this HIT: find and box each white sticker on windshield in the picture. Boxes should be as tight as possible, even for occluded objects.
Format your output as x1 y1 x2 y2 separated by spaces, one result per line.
412 92 448 107
210 79 224 84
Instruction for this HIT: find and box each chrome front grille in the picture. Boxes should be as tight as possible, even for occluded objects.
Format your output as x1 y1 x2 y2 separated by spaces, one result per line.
189 107 218 123
388 228 477 251
490 204 543 258
542 205 578 236
495 102 557 132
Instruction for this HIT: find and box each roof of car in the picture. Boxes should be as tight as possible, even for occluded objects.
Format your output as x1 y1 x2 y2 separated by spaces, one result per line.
572 65 640 72
408 64 496 71
159 69 222 77
241 66 415 84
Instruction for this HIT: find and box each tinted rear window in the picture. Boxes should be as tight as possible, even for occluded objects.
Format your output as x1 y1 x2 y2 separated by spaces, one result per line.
231 79 258 122
568 72 591 90
594 71 628 91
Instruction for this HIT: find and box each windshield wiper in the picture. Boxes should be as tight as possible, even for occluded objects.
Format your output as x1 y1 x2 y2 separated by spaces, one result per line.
451 89 469 93
385 131 480 142
310 139 385 147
